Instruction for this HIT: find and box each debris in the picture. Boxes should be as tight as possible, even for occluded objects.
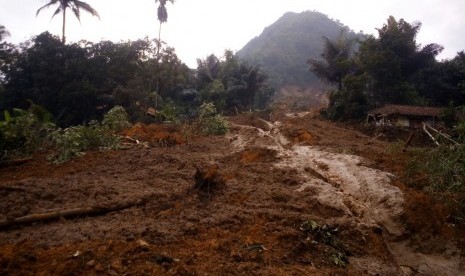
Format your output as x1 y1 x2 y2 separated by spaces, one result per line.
152 254 179 264
365 133 383 145
247 243 267 252
423 123 440 146
0 195 156 229
402 131 415 152
192 164 225 198
0 157 33 167
137 239 150 247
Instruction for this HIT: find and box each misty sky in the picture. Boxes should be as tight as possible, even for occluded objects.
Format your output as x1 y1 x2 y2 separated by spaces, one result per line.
1 0 464 68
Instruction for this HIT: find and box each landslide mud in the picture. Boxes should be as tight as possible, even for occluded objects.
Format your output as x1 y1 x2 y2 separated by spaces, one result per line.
0 115 463 275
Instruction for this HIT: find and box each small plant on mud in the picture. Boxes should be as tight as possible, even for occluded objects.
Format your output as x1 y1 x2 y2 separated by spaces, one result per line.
196 102 228 135
102 105 131 133
300 220 349 267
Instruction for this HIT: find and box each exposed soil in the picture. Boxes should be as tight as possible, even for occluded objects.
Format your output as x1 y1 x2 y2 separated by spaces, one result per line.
0 112 463 275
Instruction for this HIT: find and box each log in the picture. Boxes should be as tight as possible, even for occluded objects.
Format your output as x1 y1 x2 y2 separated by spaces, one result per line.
425 124 460 146
122 136 150 148
423 123 440 146
402 131 415 152
0 186 26 192
365 133 383 145
0 157 33 167
0 195 155 229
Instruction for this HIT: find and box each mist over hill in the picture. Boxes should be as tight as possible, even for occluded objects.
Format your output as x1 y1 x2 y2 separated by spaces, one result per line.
237 11 361 89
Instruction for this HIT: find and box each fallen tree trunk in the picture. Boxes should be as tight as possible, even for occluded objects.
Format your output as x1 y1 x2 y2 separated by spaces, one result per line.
0 157 33 167
423 123 440 146
365 133 383 145
402 131 416 152
0 195 155 230
0 186 26 192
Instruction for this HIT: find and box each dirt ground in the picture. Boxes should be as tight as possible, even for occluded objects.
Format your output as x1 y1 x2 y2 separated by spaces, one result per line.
0 112 463 275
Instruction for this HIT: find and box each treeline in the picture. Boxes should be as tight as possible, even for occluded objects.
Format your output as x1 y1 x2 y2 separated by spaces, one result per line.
309 16 465 120
0 30 274 127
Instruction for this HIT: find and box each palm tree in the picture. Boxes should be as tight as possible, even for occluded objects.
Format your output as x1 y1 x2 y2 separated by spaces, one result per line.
36 0 100 44
154 0 174 51
154 0 174 107
307 30 354 92
0 25 10 41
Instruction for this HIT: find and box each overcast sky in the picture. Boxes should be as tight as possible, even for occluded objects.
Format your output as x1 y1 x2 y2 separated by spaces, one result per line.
1 0 464 68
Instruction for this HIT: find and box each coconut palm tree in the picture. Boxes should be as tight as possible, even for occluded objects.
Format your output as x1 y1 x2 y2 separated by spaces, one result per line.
36 0 100 44
155 0 174 50
154 0 174 107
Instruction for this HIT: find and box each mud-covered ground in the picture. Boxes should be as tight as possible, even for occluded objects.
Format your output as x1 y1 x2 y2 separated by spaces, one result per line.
0 112 463 275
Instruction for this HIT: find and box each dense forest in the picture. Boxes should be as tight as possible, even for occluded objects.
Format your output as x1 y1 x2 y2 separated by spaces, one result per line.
307 16 465 120
0 31 273 127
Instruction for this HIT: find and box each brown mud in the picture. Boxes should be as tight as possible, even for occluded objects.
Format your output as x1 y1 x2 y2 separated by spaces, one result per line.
0 113 463 275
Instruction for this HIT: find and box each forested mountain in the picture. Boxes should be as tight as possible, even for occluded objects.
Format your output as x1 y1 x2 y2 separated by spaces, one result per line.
237 11 362 88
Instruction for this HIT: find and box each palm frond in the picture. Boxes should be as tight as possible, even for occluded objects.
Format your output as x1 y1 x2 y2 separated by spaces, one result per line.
74 0 100 19
36 0 60 16
71 6 81 22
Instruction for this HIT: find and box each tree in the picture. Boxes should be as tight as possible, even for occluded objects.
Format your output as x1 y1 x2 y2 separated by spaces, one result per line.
155 0 175 44
358 16 443 106
36 0 100 43
307 30 355 92
154 0 175 106
0 25 14 82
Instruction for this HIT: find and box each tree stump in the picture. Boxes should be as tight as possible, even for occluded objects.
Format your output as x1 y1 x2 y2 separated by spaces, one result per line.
192 164 225 199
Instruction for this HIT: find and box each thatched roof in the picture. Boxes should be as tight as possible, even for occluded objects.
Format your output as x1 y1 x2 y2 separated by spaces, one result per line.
369 105 444 117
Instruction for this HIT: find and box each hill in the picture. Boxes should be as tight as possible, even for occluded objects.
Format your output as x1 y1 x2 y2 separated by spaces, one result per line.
237 11 361 89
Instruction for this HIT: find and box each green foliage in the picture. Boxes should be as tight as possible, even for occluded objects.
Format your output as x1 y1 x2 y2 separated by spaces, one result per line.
0 107 55 160
49 121 120 164
36 0 100 43
49 107 130 164
407 145 465 221
456 119 465 143
157 101 180 123
308 31 356 92
357 16 442 107
300 220 348 267
1 33 190 127
102 105 131 132
196 102 228 136
195 51 273 113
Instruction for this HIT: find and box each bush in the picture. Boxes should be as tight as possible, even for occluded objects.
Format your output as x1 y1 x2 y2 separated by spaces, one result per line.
0 108 55 160
49 107 130 164
196 102 228 135
407 145 465 222
102 105 131 132
49 121 121 164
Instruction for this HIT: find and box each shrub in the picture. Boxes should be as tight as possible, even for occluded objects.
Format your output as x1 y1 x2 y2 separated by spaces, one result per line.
102 105 131 133
0 108 55 160
196 102 228 135
407 145 465 222
49 107 130 164
49 121 121 164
